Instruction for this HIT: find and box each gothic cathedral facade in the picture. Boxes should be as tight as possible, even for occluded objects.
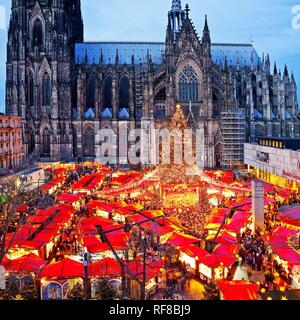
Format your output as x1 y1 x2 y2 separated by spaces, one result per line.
6 0 299 168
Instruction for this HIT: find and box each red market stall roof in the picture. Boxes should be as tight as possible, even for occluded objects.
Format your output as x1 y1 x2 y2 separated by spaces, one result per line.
279 206 300 221
38 258 84 278
27 214 52 225
199 254 236 268
222 219 249 233
106 231 130 249
2 253 45 273
81 217 111 226
126 260 163 281
266 235 290 248
237 204 252 211
140 221 174 235
12 224 41 244
213 244 241 257
215 232 237 244
72 174 104 190
209 216 225 224
89 258 122 277
56 193 84 203
218 280 259 300
245 180 275 193
232 211 252 221
278 189 293 198
271 247 300 266
112 172 142 185
78 236 108 254
167 233 200 247
272 226 299 239
87 200 121 211
180 245 208 259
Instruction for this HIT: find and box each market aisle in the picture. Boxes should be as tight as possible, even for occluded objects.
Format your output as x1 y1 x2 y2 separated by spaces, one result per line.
183 278 205 300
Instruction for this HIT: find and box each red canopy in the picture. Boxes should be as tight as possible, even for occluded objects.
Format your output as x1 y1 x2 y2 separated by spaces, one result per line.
56 193 83 203
222 219 249 233
126 260 163 281
272 226 299 239
232 211 252 221
38 258 84 278
215 232 237 244
213 244 241 257
180 245 208 259
89 258 122 277
199 254 236 268
3 253 45 273
167 233 200 247
218 280 259 300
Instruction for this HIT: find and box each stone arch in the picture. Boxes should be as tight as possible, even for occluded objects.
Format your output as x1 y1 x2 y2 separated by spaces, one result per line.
119 75 130 108
30 15 45 49
41 127 51 158
175 59 202 103
83 125 95 157
103 75 112 108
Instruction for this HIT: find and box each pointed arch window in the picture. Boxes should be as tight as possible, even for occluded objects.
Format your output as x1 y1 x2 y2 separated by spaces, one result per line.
86 74 96 108
32 18 43 48
28 130 35 154
83 126 95 157
179 64 199 102
42 128 51 158
104 76 112 108
28 74 34 107
42 73 51 106
119 76 130 108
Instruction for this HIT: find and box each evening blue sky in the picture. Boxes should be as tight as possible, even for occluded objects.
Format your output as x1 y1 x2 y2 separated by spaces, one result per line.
0 0 299 112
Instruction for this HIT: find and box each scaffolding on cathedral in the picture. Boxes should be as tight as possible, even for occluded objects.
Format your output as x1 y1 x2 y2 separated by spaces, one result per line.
221 108 246 169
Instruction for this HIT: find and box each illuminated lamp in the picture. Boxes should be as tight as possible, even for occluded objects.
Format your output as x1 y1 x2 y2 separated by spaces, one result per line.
279 286 285 292
267 297 272 301
260 288 266 294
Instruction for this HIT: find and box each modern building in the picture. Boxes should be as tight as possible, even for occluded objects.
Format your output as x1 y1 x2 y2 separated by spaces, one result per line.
244 137 300 191
5 0 299 167
0 114 24 171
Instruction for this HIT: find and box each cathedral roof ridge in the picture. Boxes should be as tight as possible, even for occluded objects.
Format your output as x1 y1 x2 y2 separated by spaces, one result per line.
77 41 254 47
79 41 166 45
213 42 254 47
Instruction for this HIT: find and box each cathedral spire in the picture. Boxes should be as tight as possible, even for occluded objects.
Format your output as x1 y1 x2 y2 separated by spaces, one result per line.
168 0 185 41
202 15 211 44
273 62 277 75
284 64 289 77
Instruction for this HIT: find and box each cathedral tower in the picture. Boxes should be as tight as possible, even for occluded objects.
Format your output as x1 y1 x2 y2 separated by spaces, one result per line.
6 0 83 161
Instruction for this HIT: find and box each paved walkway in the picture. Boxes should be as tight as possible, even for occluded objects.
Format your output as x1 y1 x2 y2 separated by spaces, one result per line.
151 278 205 300
233 265 265 283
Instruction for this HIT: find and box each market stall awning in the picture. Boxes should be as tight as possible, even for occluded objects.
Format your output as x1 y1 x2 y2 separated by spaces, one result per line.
213 244 241 257
222 219 249 233
199 254 236 268
166 233 200 247
38 258 84 278
232 211 252 221
126 260 163 281
56 193 84 203
272 226 299 239
89 258 122 277
215 231 237 244
218 280 259 300
2 253 45 273
180 245 208 259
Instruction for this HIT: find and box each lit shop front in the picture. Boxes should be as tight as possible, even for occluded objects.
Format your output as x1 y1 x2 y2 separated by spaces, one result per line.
244 140 300 192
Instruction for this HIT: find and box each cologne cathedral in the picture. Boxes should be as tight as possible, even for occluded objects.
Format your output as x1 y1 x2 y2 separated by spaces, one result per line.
5 0 299 168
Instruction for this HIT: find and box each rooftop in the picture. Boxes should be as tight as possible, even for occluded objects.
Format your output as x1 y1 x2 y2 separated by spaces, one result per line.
75 41 261 67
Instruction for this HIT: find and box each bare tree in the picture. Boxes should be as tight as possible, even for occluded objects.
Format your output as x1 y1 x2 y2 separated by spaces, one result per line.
0 175 39 264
